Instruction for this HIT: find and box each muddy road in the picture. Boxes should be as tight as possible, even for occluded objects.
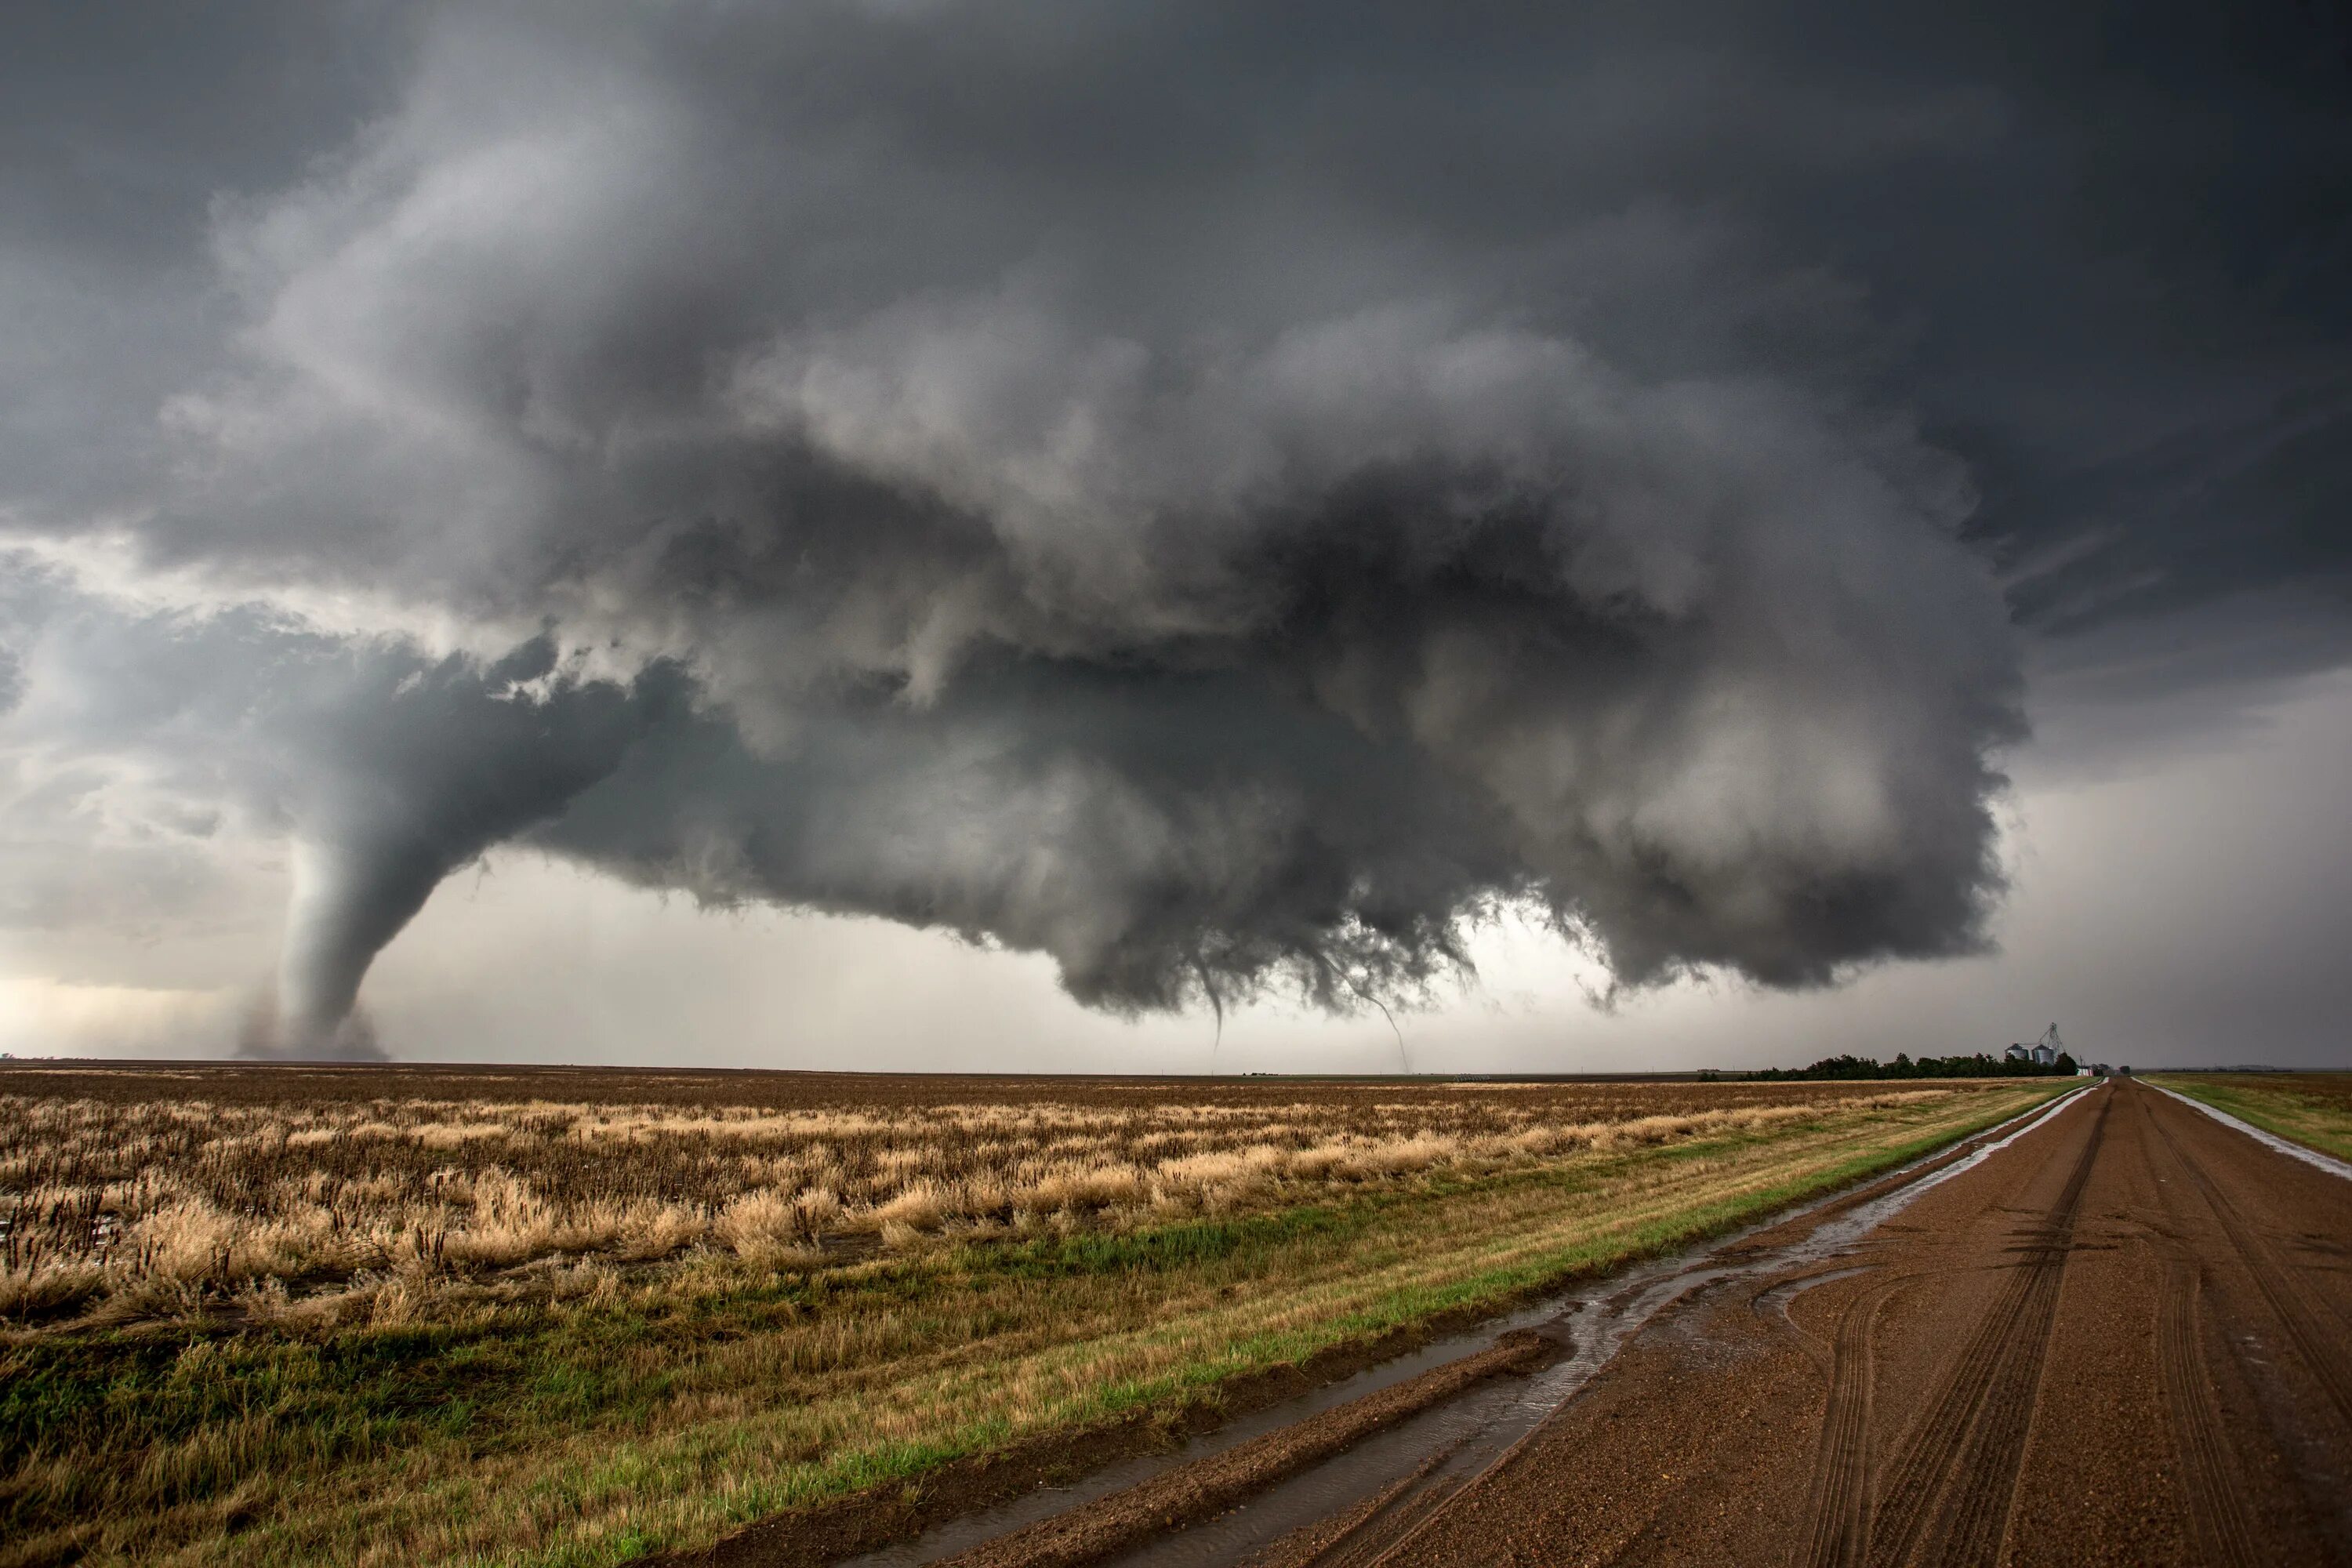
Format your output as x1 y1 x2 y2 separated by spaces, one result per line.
875 1079 2352 1567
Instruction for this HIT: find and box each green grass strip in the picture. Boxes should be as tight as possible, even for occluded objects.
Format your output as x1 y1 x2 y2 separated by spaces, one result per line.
2145 1074 2352 1161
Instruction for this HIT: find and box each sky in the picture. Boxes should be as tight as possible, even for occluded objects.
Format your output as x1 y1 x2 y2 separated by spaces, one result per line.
2 2 2347 1073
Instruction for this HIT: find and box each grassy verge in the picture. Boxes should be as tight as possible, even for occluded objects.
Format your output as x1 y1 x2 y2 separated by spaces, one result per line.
1 1083 2059 1568
2145 1073 2352 1161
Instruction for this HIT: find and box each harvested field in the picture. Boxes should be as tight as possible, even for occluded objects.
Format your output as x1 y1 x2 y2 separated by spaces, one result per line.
0 1066 1958 1324
0 1065 2059 1568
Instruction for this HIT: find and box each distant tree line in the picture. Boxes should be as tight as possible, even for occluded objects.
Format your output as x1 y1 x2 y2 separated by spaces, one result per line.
1708 1051 2079 1083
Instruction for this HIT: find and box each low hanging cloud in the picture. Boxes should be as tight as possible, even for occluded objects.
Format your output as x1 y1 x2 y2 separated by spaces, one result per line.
526 296 2022 1014
22 2 2341 1053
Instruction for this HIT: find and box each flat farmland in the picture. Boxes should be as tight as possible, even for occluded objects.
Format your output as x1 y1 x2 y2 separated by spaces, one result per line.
2144 1072 2352 1161
0 1065 2060 1568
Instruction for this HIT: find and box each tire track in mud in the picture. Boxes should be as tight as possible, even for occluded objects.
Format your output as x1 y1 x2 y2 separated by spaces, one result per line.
2125 1088 2267 1568
933 1334 1553 1568
1793 1279 1890 1568
1863 1091 2108 1567
1930 1260 2066 1566
2155 1258 2260 1568
2144 1098 2352 1435
1241 1103 2100 1568
1236 1446 1460 1568
1307 1469 1455 1568
1321 1083 2346 1567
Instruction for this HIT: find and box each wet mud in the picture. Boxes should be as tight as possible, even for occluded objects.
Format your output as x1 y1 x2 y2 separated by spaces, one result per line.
1356 1080 2352 1566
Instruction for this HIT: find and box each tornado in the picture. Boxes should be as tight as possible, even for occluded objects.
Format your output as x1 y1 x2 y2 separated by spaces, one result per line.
237 642 667 1058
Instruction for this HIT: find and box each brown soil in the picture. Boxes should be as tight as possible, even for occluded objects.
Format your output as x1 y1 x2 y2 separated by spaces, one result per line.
649 1313 1557 1568
934 1333 1555 1568
1308 1078 2352 1566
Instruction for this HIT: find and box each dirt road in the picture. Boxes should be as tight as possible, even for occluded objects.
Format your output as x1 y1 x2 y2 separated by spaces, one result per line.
1283 1078 2352 1566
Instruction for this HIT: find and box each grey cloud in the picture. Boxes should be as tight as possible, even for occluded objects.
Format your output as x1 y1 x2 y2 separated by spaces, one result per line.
1 1 2341 1052
524 296 2020 1012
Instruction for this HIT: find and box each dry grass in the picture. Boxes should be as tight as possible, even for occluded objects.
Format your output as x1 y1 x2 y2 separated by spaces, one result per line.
0 1066 1942 1328
0 1065 2056 1568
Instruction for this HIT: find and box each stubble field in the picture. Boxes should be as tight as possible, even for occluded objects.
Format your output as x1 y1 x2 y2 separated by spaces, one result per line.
0 1065 2062 1568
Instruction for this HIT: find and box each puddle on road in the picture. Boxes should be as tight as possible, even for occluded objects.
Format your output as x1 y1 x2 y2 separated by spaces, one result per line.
840 1084 2098 1568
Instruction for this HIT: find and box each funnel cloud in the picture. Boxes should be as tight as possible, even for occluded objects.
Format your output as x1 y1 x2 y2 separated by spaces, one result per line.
241 637 666 1054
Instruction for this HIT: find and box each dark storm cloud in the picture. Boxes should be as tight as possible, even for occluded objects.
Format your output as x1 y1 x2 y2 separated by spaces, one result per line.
1 1 2342 1048
0 2 416 517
